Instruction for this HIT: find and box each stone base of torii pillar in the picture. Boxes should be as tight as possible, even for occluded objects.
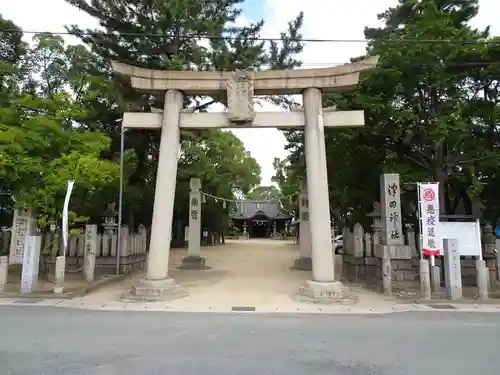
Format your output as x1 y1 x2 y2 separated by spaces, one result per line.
295 280 357 304
125 278 187 302
180 255 209 270
129 278 187 301
293 257 313 271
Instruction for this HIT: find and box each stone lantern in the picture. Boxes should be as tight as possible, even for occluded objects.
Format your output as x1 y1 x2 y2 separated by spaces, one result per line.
102 202 118 235
367 202 382 246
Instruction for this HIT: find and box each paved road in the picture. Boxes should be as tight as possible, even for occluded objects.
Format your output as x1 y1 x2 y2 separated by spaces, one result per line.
1 307 499 374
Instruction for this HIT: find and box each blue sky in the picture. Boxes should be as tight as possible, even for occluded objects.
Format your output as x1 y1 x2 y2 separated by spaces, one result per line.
241 0 265 22
2 0 500 185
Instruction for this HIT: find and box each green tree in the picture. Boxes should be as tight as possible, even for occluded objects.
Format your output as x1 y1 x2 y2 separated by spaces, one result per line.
177 129 260 233
247 185 281 201
0 27 121 228
279 0 500 224
63 0 305 233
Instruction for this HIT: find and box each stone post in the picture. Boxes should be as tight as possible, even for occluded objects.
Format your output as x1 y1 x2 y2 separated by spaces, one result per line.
120 226 130 273
20 235 41 294
431 265 441 293
443 239 462 300
382 257 392 296
9 209 37 265
419 258 431 300
297 88 349 303
84 224 98 282
138 225 147 268
53 255 65 294
0 256 8 292
371 219 382 248
181 178 207 269
294 184 311 270
405 224 417 257
364 233 373 258
367 202 381 256
482 224 496 256
352 223 364 258
132 89 186 299
476 259 489 301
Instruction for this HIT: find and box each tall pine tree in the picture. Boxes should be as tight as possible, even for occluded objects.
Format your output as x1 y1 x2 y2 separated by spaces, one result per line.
276 0 500 222
63 0 305 231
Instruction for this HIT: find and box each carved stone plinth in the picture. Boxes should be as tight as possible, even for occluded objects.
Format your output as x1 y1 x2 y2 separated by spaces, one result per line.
293 257 312 271
295 280 358 304
180 255 209 270
126 278 187 301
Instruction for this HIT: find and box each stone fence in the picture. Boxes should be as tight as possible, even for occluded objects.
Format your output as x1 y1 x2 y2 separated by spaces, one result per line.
342 221 499 290
3 225 148 274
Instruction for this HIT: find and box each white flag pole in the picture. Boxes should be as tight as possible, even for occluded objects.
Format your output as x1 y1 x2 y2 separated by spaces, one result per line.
62 180 75 257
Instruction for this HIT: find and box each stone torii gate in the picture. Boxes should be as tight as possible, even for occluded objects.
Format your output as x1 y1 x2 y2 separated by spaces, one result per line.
112 56 378 302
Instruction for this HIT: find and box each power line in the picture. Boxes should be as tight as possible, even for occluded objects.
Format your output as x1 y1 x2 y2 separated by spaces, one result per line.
262 61 500 68
2 28 500 45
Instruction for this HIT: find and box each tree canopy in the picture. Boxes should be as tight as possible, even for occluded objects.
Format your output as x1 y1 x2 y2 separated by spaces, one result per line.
1 0 306 234
274 0 500 225
60 0 304 232
0 27 120 228
246 185 282 201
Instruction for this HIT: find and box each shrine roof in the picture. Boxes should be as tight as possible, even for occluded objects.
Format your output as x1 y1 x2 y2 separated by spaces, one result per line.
231 201 292 220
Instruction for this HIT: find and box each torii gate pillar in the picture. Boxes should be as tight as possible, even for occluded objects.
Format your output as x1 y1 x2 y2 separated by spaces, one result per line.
113 57 378 301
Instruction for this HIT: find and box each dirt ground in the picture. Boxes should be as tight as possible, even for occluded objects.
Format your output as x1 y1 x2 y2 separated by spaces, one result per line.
81 239 393 311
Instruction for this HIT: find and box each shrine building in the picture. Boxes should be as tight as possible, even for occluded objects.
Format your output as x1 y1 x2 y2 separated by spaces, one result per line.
231 201 293 238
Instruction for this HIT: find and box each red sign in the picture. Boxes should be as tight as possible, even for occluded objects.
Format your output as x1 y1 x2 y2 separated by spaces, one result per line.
423 188 435 201
419 183 440 256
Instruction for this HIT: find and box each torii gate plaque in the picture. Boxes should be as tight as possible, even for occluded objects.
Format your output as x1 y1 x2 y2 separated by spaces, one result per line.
112 56 378 302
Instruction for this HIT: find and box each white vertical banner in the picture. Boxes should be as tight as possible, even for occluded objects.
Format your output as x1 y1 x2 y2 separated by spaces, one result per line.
62 180 75 256
418 183 441 256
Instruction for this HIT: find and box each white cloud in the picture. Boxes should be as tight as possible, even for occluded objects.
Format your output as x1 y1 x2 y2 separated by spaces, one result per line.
1 0 100 45
262 0 499 68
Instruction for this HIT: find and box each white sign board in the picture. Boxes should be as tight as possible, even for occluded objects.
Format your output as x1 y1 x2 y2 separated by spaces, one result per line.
418 183 441 256
21 235 41 294
439 220 482 257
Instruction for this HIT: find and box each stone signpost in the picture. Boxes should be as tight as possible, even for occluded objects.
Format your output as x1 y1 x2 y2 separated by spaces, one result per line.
180 178 207 269
84 224 98 282
9 209 37 265
294 184 311 270
443 239 462 300
20 235 41 294
376 173 411 295
380 173 403 247
112 56 378 301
